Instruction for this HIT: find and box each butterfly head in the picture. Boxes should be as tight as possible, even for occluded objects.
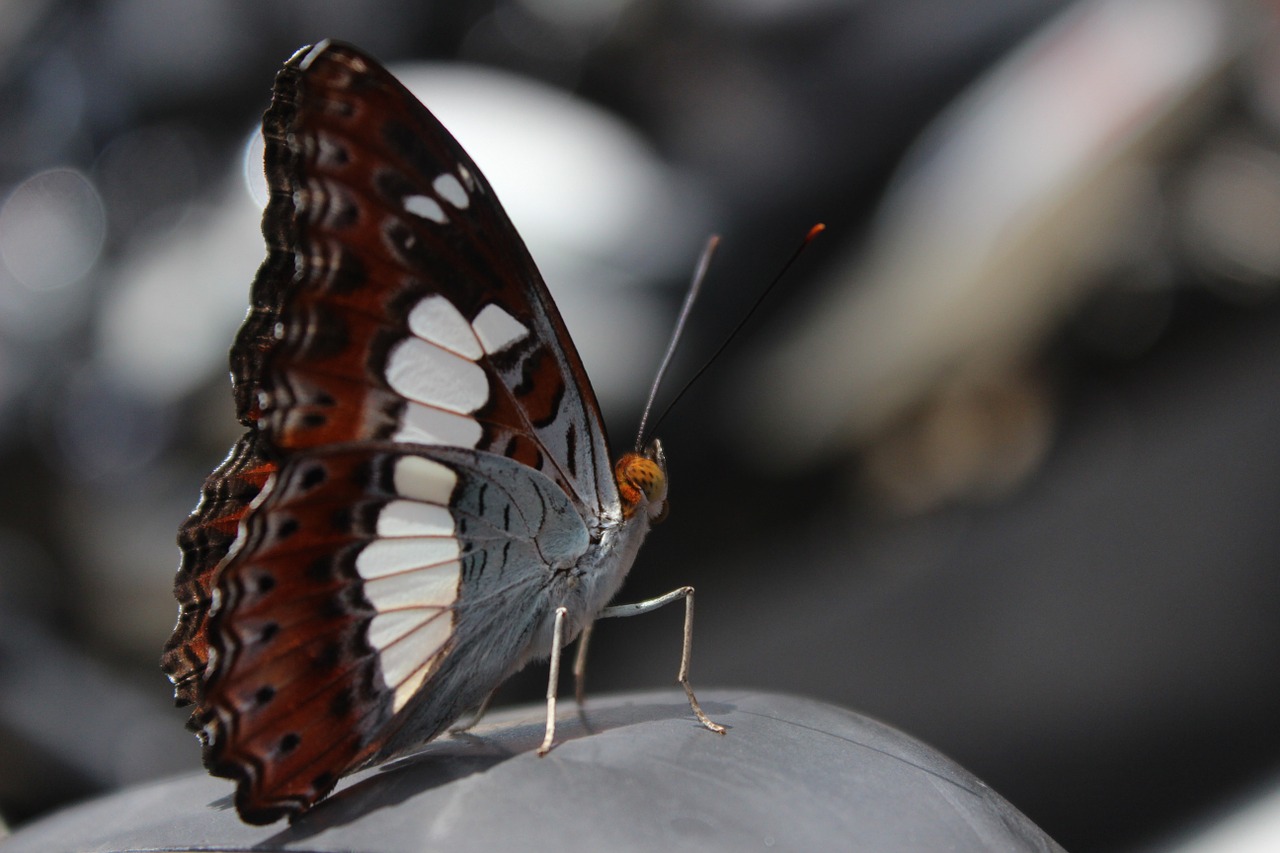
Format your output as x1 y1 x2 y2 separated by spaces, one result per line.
616 439 669 524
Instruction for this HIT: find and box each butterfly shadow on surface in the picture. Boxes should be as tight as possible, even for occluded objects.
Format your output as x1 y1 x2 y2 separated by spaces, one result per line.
253 692 737 841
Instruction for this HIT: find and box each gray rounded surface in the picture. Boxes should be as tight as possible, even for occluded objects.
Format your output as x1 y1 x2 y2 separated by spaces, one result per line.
3 690 1064 852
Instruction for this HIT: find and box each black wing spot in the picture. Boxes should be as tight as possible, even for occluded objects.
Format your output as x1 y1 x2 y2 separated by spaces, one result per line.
306 556 333 582
258 622 280 644
255 685 277 705
279 732 301 754
301 465 328 489
565 420 578 478
329 688 353 718
321 595 348 620
256 573 277 594
322 246 367 295
314 641 342 671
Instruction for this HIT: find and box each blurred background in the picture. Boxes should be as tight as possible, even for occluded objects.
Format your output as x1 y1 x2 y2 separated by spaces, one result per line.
1 0 1279 850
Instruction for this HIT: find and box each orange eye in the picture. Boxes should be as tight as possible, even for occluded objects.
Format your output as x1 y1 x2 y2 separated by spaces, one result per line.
615 453 668 520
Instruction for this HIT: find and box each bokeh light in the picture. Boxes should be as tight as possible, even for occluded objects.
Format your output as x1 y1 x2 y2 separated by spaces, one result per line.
0 168 104 294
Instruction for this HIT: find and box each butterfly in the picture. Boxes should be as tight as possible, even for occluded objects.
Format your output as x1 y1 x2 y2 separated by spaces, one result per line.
160 40 724 825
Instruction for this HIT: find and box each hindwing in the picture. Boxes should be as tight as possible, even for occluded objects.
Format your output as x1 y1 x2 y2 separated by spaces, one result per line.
195 444 586 824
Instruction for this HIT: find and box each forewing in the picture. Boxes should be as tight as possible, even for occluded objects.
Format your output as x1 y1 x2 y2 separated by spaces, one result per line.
245 41 616 512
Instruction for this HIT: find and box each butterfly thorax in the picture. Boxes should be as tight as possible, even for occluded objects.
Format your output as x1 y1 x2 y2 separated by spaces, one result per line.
515 440 669 670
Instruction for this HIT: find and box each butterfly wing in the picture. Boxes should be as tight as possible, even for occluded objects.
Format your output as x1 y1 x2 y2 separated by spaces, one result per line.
197 443 588 824
162 40 627 822
245 40 617 506
162 432 275 708
163 40 618 706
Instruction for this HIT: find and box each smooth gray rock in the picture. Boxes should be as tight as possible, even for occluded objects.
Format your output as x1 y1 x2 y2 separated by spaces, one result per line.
2 689 1065 852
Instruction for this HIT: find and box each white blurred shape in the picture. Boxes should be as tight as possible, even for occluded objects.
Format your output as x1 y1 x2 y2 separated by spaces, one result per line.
110 61 706 413
394 62 703 281
242 127 267 208
1180 133 1280 294
742 0 1254 466
1164 776 1280 853
99 188 263 403
0 168 104 292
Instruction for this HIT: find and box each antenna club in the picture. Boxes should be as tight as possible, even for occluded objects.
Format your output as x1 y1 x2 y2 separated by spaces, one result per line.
805 223 826 242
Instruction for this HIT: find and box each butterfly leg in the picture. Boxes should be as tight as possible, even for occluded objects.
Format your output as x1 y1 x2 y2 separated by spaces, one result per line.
572 620 594 710
597 586 726 735
537 606 570 756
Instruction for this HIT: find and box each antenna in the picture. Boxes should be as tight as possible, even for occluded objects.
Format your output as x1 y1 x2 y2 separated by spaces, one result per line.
637 223 825 450
634 235 721 452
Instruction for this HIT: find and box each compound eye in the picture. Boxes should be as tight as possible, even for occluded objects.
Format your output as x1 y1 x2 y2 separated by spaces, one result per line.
616 454 668 520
